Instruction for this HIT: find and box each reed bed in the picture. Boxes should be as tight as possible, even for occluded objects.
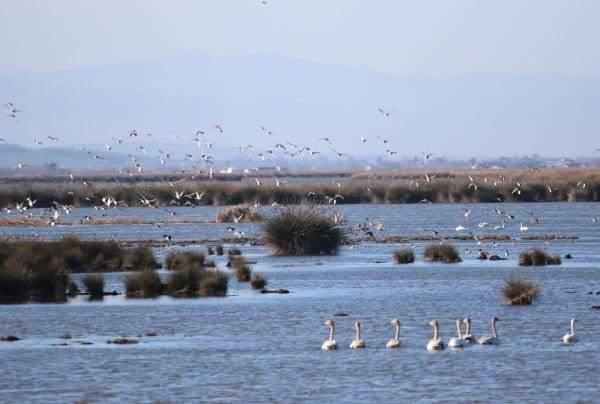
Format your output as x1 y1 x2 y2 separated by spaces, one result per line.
1 168 598 208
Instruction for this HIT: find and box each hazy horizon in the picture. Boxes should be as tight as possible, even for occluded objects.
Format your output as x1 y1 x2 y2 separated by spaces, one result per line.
1 1 599 160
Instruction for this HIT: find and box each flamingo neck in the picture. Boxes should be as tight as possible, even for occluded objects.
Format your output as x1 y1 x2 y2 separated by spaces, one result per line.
466 320 471 335
355 325 361 341
329 325 334 341
394 324 400 341
492 319 498 338
433 323 439 341
456 320 462 338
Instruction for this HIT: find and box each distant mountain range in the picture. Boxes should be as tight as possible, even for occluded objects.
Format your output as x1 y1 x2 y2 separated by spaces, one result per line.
1 53 599 159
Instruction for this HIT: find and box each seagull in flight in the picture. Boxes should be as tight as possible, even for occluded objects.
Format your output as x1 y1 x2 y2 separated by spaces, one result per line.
378 108 392 117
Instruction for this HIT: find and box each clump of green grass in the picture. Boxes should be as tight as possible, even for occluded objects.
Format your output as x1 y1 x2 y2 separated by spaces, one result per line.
231 257 252 282
82 274 104 299
502 277 540 305
216 204 264 223
262 206 344 256
250 273 267 290
125 270 163 298
393 249 415 264
215 244 224 256
424 243 462 263
164 250 205 270
518 249 562 266
198 270 229 297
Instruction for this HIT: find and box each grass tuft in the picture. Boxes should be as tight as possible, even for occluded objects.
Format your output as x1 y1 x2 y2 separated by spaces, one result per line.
125 270 163 298
424 243 462 263
216 204 264 223
393 249 415 264
518 249 562 266
82 274 104 299
250 273 267 290
502 277 540 305
231 257 252 282
262 205 344 256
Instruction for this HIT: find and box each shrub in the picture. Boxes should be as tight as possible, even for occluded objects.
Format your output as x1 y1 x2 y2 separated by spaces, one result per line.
82 274 104 299
125 270 163 297
250 273 267 290
164 250 205 270
519 249 562 266
231 257 252 282
216 204 264 223
394 249 415 264
198 270 229 297
216 244 224 255
123 246 159 271
424 243 462 263
262 206 344 256
502 278 539 305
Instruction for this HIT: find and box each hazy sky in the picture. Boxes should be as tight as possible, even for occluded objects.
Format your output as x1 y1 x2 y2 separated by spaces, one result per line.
2 0 600 76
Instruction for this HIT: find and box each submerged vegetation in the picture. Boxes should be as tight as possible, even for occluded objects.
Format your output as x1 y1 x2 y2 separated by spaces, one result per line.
518 249 562 266
263 206 344 256
502 278 540 305
424 244 462 263
393 249 415 264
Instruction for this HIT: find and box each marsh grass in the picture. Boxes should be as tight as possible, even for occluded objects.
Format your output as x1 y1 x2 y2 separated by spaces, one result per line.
262 205 344 256
0 264 29 303
164 250 205 270
393 249 415 264
228 247 242 256
82 274 104 299
1 168 598 208
122 246 160 271
502 278 540 305
216 204 265 223
216 245 224 255
424 244 462 263
519 249 562 266
231 257 252 282
125 270 163 298
198 270 229 297
250 273 267 290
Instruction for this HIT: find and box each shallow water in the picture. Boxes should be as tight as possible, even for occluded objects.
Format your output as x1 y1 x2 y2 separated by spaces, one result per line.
1 202 599 402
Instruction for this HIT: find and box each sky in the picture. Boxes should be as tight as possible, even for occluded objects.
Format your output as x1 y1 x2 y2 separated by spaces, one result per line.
0 1 599 159
2 0 600 76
